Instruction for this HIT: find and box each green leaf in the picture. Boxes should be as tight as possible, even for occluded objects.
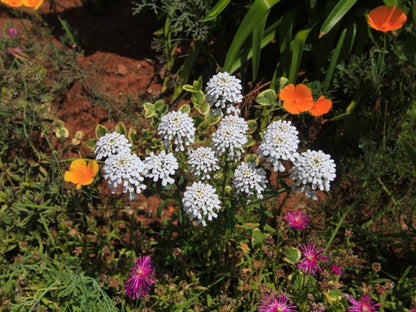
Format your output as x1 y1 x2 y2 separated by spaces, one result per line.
246 119 258 134
319 0 358 37
223 0 281 72
128 128 139 145
283 246 301 264
183 84 197 93
115 121 127 136
251 228 268 247
84 139 96 149
144 102 156 118
288 24 315 83
95 124 108 139
255 89 277 106
191 91 206 106
180 104 191 115
203 0 232 21
323 27 347 92
195 102 210 116
154 99 166 112
252 14 269 81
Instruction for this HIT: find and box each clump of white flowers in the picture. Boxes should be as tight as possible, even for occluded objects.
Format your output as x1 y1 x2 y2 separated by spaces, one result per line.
143 150 178 186
233 162 268 200
182 181 222 226
206 72 243 115
188 147 219 180
95 132 132 160
158 110 196 151
212 114 248 161
257 120 299 172
290 149 336 200
102 150 146 201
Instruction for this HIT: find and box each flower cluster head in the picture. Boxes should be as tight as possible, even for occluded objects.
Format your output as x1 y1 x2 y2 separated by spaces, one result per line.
211 114 248 161
1 0 44 9
367 6 407 32
182 181 222 226
158 110 196 152
258 292 297 312
290 149 336 200
257 120 299 172
331 265 343 276
102 150 146 200
285 210 310 231
124 256 155 300
64 159 99 190
94 132 132 160
297 242 328 275
233 161 268 200
143 150 178 186
206 72 243 115
279 84 332 116
348 295 380 312
188 146 219 180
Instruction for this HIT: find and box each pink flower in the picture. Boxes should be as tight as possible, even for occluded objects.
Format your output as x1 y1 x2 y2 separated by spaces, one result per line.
331 265 343 276
348 295 380 312
124 256 155 300
8 27 18 38
346 230 351 236
409 307 416 312
297 243 328 275
258 292 297 312
285 210 310 231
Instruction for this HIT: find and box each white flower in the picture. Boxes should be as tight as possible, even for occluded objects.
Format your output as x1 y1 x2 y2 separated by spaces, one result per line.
290 149 336 200
182 181 222 227
206 72 243 115
143 150 178 186
94 132 132 160
211 114 248 161
188 147 219 180
233 162 268 200
158 111 196 151
102 150 146 200
257 120 299 172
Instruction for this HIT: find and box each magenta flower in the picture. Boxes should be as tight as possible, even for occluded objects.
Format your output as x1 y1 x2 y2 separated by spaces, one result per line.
331 265 343 276
124 256 155 300
8 27 18 38
285 210 310 231
348 295 380 312
297 242 328 274
410 307 416 312
258 292 297 312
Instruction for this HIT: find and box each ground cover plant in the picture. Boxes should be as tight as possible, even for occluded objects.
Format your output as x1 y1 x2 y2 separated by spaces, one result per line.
0 0 415 311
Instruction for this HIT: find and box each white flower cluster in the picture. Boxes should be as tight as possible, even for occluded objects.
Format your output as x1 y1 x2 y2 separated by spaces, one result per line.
257 120 299 172
290 149 336 200
233 162 268 200
143 150 178 186
95 132 132 160
158 111 196 151
206 72 243 115
211 114 248 161
188 147 219 180
102 150 146 201
182 181 222 227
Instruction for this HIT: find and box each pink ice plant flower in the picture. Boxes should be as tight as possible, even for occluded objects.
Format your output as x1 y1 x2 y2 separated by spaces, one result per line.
297 242 328 274
348 295 380 312
331 265 343 276
258 292 297 312
124 256 155 300
285 210 310 231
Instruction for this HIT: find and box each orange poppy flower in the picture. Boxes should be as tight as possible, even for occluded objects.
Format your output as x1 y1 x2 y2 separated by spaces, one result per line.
64 159 99 190
309 96 332 117
367 6 407 32
23 0 43 9
1 0 24 7
279 83 314 114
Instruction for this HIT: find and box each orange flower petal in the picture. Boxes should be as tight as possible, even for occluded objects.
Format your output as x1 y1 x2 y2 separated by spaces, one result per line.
1 0 24 7
367 6 407 32
23 0 43 9
64 159 98 189
309 96 332 117
279 83 313 114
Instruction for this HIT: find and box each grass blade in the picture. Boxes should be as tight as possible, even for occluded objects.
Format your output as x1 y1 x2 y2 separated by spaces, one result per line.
288 24 315 83
252 14 269 81
203 0 232 21
223 0 281 72
319 0 358 37
323 28 346 91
